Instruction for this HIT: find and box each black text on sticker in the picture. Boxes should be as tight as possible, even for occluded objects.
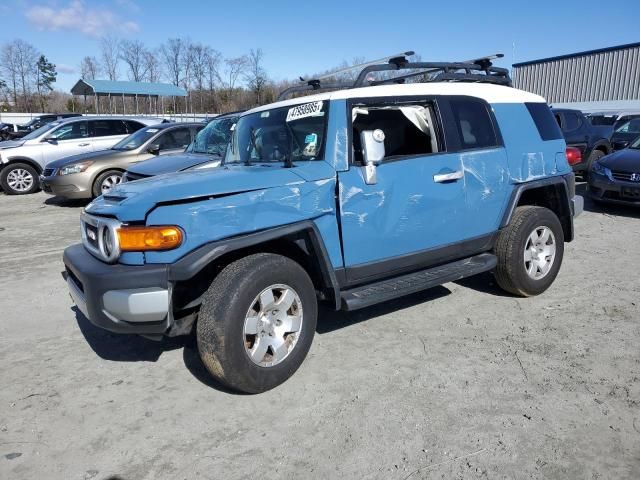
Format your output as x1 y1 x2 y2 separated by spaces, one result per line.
286 101 323 122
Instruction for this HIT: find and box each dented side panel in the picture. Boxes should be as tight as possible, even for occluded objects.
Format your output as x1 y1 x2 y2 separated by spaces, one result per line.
491 103 570 182
143 177 343 266
338 153 468 269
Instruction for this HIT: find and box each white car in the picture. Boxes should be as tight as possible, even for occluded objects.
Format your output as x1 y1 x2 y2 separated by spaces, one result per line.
0 116 164 195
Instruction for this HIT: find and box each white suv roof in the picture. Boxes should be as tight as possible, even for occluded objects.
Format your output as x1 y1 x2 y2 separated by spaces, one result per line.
247 82 546 116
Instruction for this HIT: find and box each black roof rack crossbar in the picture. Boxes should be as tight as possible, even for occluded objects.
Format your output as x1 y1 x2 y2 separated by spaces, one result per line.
277 53 511 100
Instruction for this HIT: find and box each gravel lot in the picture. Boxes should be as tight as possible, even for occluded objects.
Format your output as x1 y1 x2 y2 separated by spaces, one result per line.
1 186 639 480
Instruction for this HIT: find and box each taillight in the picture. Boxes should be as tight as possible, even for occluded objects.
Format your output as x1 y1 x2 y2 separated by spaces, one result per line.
565 147 582 166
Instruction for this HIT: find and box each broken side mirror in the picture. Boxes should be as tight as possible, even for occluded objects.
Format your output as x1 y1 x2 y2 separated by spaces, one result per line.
360 129 385 185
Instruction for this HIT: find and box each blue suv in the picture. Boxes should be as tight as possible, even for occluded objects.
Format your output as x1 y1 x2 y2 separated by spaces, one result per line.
63 57 582 393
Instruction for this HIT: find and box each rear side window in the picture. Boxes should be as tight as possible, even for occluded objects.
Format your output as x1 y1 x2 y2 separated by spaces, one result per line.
526 103 563 141
89 120 127 137
449 99 499 150
125 120 145 133
562 112 581 131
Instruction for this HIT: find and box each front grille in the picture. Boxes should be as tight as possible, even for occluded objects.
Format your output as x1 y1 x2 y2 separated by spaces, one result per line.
43 168 56 177
123 171 150 182
611 171 640 182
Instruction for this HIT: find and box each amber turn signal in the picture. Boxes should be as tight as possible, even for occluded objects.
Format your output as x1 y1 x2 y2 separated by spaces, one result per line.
117 226 183 251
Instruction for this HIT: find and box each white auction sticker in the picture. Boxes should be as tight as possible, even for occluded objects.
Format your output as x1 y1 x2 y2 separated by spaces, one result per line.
286 101 323 122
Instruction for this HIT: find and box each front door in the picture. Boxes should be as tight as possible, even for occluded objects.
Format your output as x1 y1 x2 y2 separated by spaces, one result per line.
41 120 91 165
338 98 469 283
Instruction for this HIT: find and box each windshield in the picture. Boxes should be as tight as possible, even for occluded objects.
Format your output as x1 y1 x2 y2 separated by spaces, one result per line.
21 121 62 140
112 126 161 150
188 116 237 155
588 115 616 126
225 101 328 165
615 118 640 134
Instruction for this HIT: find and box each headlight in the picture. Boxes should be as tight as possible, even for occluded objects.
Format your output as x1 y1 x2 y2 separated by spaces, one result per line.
58 161 93 175
591 161 611 178
117 226 183 252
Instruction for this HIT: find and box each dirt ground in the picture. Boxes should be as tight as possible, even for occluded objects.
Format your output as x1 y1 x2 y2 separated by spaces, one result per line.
0 185 639 480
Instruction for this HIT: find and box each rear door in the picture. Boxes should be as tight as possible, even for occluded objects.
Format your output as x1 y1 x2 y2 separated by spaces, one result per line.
88 119 129 151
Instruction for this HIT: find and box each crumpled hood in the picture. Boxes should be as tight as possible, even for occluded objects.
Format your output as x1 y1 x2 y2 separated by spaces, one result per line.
600 147 640 172
86 164 319 221
46 149 128 168
127 152 214 176
0 139 25 150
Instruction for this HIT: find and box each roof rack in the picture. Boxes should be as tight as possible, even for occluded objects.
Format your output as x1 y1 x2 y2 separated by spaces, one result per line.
277 52 511 100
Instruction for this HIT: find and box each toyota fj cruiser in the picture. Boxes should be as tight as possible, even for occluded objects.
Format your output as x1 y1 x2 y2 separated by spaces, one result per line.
63 54 582 393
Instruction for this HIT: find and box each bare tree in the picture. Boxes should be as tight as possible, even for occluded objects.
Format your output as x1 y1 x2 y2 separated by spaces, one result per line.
1 40 39 111
100 35 120 80
245 48 268 104
119 40 148 82
1 41 20 107
80 56 100 80
161 38 185 87
143 49 162 82
205 48 222 91
223 55 248 90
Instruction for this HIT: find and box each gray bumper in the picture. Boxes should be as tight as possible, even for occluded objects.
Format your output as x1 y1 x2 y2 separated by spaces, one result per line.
572 195 584 217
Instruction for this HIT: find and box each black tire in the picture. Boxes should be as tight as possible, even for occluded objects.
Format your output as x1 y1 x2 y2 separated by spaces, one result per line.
92 170 123 198
585 149 605 180
197 253 317 393
0 163 40 195
494 206 564 297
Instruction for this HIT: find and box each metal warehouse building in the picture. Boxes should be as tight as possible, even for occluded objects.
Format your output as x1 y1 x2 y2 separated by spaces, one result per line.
512 42 640 112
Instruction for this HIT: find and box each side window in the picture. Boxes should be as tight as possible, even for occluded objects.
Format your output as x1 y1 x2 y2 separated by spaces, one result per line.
562 112 581 132
50 121 88 140
351 103 439 163
125 121 145 133
449 99 499 150
157 127 192 150
89 120 127 137
525 103 564 141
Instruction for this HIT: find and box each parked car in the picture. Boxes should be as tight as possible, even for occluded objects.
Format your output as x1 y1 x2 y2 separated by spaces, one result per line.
122 112 240 182
0 116 162 195
588 134 640 206
0 114 82 141
610 117 640 151
63 58 581 393
40 122 204 199
552 108 612 177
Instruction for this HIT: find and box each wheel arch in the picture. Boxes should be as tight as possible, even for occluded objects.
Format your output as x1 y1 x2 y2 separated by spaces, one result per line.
501 177 574 242
168 221 341 313
592 140 611 155
1 157 43 174
91 168 126 196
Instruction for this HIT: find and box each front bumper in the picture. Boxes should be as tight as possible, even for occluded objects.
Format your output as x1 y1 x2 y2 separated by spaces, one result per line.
63 244 172 334
40 174 92 199
588 174 640 206
571 195 584 217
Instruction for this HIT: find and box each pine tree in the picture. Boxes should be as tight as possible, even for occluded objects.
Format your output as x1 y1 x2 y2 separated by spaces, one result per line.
36 55 57 112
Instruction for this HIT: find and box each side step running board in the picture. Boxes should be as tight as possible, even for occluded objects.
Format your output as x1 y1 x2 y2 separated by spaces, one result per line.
340 253 497 311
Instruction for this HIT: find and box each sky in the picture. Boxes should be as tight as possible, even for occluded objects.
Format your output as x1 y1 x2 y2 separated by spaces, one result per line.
0 0 638 92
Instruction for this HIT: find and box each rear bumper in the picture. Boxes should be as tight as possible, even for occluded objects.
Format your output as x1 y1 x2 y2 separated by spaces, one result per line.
63 244 172 334
588 175 640 206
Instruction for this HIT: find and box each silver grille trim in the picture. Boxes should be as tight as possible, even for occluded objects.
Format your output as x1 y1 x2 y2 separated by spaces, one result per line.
80 212 122 263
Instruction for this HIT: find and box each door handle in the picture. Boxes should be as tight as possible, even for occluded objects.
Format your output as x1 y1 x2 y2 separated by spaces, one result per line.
79 143 90 147
433 170 464 183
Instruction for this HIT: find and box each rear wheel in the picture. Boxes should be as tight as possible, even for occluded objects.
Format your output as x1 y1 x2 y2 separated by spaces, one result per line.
92 170 123 197
0 163 40 195
197 253 317 393
585 149 605 180
494 206 564 297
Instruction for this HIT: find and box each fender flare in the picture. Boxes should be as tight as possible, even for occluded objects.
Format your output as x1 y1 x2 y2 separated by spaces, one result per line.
168 220 341 309
500 175 574 242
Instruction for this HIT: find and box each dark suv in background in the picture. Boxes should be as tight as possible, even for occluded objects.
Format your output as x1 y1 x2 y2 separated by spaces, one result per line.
552 108 611 177
0 114 82 140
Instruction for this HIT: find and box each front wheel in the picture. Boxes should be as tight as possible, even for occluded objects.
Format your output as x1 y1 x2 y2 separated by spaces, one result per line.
0 163 40 195
92 170 123 198
197 253 317 393
494 206 564 297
